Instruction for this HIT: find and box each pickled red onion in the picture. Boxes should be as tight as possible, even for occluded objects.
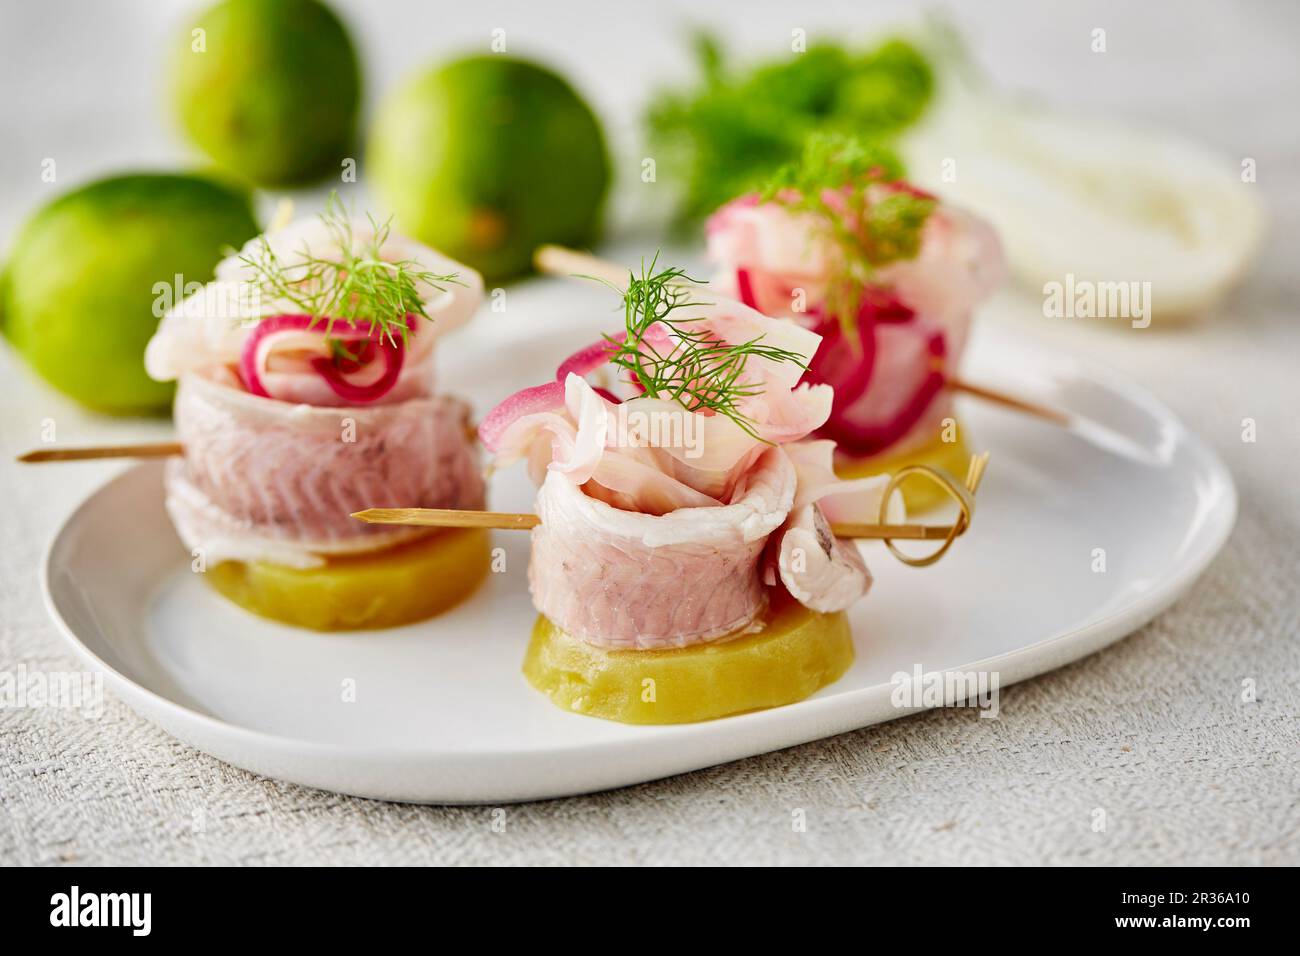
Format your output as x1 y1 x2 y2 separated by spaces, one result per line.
735 268 759 309
556 333 623 380
803 316 875 408
817 326 946 455
238 313 410 405
478 380 566 452
797 294 950 456
480 336 630 450
308 345 404 403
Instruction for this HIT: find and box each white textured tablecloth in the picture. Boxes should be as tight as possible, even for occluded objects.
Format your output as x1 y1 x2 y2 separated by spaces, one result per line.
1 0 1297 865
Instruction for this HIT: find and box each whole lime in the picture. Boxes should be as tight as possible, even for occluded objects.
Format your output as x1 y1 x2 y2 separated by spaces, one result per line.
368 54 610 280
1 174 259 414
173 0 360 185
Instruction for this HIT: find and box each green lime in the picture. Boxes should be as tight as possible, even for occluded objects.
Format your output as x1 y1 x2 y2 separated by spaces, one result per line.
174 0 360 185
1 174 259 414
368 54 610 280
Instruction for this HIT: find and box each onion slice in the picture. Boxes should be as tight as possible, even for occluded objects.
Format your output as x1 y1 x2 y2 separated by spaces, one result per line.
556 334 624 380
479 335 629 450
237 313 410 405
478 380 566 452
735 268 759 309
803 315 876 408
817 326 946 456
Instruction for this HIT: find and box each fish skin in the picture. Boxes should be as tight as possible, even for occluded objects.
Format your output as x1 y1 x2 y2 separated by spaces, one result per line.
770 504 872 613
528 447 796 650
166 369 484 567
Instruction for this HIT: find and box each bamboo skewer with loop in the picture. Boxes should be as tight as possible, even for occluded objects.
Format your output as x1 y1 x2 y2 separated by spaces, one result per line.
352 451 991 569
876 450 987 567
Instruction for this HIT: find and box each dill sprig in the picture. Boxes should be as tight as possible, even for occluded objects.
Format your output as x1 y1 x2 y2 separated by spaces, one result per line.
593 254 809 442
235 192 461 347
645 34 933 227
761 132 936 337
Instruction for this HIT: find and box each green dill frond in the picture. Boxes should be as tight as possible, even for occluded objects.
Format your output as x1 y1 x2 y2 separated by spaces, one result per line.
761 132 936 338
645 34 932 227
600 254 809 442
235 192 462 346
761 131 904 202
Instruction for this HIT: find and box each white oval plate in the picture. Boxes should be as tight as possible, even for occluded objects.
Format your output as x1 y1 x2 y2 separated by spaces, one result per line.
42 326 1236 803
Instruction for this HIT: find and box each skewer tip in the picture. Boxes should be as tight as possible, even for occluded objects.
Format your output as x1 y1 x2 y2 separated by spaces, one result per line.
965 451 991 494
16 441 185 463
532 244 573 274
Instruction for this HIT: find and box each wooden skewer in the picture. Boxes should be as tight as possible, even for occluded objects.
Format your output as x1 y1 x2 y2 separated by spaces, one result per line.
351 507 971 543
534 245 1072 429
17 420 482 464
947 378 1070 427
965 450 991 495
354 508 541 531
534 244 629 287
16 441 185 463
353 454 991 543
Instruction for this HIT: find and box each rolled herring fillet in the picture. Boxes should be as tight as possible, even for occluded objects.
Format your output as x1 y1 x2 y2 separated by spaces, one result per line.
772 504 871 613
165 367 484 568
528 446 796 650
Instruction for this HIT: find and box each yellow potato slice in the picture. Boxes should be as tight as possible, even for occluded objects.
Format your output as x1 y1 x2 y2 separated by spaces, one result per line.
523 589 854 724
836 425 971 512
207 528 490 631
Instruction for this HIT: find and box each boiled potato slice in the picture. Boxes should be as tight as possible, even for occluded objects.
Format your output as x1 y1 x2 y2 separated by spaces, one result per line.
524 589 853 724
207 528 490 631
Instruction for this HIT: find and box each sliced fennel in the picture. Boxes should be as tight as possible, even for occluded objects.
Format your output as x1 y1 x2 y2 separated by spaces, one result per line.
901 85 1263 321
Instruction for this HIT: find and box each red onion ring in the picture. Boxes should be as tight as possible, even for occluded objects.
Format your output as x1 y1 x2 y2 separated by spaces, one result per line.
238 313 411 404
478 380 566 452
555 333 624 381
802 312 876 408
735 268 759 309
817 326 947 456
479 335 632 451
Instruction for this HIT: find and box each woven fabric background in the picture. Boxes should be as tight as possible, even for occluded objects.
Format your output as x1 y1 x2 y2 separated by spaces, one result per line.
1 0 1297 865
